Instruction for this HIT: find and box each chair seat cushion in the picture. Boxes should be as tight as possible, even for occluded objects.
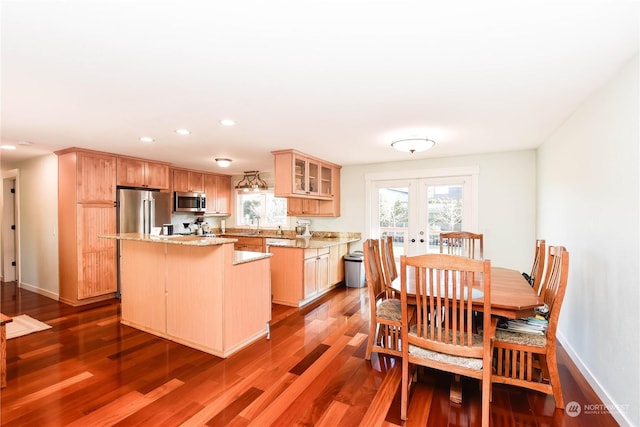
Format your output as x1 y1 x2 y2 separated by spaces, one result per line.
495 329 547 347
408 325 484 370
377 298 402 321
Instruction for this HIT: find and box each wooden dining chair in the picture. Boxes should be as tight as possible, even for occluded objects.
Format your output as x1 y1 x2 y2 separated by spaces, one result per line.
399 253 496 426
524 239 546 295
492 245 569 409
439 231 484 259
440 231 485 329
363 239 402 360
380 235 399 295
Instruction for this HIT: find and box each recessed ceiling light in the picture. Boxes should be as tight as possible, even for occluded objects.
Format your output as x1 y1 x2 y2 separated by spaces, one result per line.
140 136 154 143
175 129 191 135
220 119 236 126
0 145 17 150
18 141 32 146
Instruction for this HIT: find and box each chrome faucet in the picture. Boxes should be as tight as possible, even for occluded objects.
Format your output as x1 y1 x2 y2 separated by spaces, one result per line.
255 215 261 233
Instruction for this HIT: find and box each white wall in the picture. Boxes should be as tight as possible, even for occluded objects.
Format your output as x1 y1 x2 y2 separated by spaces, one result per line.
313 150 537 271
538 55 639 426
16 154 59 298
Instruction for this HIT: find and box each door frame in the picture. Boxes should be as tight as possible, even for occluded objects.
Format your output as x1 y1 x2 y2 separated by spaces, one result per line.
364 166 479 246
1 169 20 284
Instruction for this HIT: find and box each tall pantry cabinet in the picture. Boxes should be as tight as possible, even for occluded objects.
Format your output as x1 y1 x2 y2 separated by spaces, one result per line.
57 149 117 306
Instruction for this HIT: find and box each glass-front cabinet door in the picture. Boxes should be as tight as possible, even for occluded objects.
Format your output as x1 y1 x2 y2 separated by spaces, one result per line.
294 157 306 193
320 165 332 197
308 161 319 194
293 154 326 197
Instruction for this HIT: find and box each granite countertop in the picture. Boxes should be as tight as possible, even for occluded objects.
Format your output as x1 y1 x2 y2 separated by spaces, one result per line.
265 237 360 249
99 233 238 246
99 233 272 265
100 233 360 250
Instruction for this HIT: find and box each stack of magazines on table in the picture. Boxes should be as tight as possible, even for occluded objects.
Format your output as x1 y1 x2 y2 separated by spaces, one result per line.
497 304 550 335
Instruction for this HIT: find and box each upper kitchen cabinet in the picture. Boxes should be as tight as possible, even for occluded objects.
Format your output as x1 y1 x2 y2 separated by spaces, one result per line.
76 151 117 203
287 197 340 217
56 148 117 306
272 149 341 217
272 150 341 200
172 169 205 193
116 157 170 190
204 174 231 216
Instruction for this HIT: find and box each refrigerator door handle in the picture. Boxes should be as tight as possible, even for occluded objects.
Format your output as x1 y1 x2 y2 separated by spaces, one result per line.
142 199 149 234
149 198 156 233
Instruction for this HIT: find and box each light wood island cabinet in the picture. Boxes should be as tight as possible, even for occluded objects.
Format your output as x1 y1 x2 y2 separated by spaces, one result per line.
269 242 349 307
117 237 272 358
329 243 349 285
57 149 117 306
116 157 170 190
303 248 330 299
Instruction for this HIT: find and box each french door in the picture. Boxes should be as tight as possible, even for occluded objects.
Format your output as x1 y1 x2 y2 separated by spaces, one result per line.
367 169 477 257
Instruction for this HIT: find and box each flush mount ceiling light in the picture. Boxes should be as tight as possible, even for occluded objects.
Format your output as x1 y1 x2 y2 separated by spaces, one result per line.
220 119 236 126
175 128 191 135
235 171 268 192
391 137 435 154
215 158 232 167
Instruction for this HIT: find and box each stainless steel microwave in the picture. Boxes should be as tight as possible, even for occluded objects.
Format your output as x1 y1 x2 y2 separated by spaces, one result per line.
174 191 206 212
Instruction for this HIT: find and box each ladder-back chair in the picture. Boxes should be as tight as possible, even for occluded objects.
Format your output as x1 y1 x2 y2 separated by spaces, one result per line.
492 245 570 409
440 231 484 259
363 239 402 360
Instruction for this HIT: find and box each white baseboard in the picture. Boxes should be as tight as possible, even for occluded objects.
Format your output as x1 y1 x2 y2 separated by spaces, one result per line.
18 281 59 301
557 332 634 426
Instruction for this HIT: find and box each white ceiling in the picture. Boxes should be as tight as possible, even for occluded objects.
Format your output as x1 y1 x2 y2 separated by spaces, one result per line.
1 1 638 175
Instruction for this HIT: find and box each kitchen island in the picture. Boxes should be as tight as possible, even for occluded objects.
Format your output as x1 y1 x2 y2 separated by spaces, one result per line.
266 236 360 307
100 233 272 358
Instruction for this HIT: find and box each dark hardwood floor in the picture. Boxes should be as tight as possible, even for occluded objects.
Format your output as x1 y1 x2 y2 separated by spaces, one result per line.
1 281 618 426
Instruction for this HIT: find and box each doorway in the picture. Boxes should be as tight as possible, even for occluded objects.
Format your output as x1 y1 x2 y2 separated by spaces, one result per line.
366 167 478 258
2 175 18 284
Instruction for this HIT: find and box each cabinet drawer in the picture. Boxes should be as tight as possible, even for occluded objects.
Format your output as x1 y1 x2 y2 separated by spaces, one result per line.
304 247 329 259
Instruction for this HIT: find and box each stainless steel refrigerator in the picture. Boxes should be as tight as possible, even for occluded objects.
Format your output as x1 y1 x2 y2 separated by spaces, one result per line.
116 189 172 295
117 188 171 234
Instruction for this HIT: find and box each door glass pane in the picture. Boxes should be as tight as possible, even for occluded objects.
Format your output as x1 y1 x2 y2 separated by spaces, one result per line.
378 187 408 258
295 158 305 192
308 162 318 193
321 166 332 195
426 184 463 253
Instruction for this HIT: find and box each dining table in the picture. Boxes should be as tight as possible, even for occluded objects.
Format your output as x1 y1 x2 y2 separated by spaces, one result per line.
390 266 542 319
390 265 542 403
